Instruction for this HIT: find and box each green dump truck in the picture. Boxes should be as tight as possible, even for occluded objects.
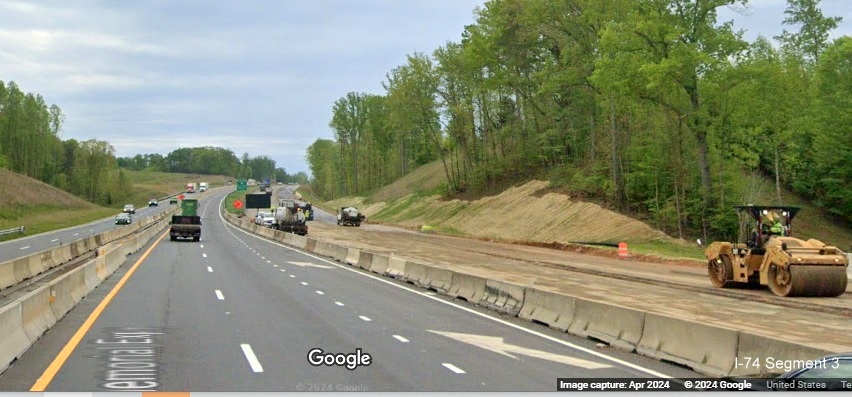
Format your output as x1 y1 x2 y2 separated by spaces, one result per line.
170 198 201 241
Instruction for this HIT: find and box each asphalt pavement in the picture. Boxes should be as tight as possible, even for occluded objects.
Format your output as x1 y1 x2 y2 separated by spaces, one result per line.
0 188 700 392
0 198 180 262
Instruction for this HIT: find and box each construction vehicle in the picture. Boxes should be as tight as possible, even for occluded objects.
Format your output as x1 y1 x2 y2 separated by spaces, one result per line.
337 207 365 227
170 198 201 242
705 205 848 297
273 200 307 235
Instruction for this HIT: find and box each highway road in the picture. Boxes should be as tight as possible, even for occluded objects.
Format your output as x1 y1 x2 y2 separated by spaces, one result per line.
0 197 181 262
0 188 700 392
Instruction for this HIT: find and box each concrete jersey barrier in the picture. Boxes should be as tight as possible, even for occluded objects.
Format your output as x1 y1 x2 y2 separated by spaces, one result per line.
518 287 576 331
637 313 739 377
0 303 29 373
567 298 645 352
479 279 525 315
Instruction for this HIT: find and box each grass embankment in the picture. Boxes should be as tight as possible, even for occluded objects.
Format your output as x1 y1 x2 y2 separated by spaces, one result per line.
0 169 117 241
122 171 232 206
224 186 259 216
0 169 234 241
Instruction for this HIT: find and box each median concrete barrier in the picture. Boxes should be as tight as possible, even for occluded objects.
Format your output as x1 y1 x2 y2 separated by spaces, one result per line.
304 238 317 253
332 245 348 263
0 260 15 290
402 261 427 285
368 254 389 275
448 272 486 302
291 234 308 250
83 259 102 292
345 248 361 266
18 287 57 343
357 251 374 270
519 288 575 331
49 271 76 319
0 302 30 373
421 265 453 294
479 280 525 315
567 298 644 351
13 256 35 284
637 313 738 377
731 332 834 377
386 257 406 278
68 265 89 303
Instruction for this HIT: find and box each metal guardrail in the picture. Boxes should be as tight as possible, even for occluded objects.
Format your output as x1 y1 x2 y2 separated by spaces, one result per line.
0 226 25 237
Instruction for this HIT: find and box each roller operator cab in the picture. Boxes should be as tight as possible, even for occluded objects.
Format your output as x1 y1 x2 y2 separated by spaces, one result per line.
705 205 848 297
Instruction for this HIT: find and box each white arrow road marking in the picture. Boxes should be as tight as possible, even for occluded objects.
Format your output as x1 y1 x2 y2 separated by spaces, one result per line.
287 261 334 269
429 331 611 369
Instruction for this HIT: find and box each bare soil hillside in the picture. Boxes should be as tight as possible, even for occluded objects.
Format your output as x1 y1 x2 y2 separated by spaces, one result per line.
329 180 678 245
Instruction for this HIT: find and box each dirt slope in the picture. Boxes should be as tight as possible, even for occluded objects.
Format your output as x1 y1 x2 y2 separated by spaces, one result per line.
329 180 677 245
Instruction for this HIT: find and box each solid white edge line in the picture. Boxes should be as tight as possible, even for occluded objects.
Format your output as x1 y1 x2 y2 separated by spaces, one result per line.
215 290 225 300
240 343 264 373
359 315 372 322
217 192 674 379
393 335 409 343
442 363 466 374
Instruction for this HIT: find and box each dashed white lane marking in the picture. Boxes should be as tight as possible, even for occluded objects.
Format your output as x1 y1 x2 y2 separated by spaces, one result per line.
203 253 207 258
280 269 286 272
215 290 225 300
19 246 30 250
240 344 264 373
273 264 278 268
316 291 324 295
442 363 465 374
51 239 59 242
200 244 204 248
207 266 213 273
335 302 345 306
300 281 308 286
289 275 295 278
393 335 409 343
359 316 371 322
266 260 271 263
73 233 79 236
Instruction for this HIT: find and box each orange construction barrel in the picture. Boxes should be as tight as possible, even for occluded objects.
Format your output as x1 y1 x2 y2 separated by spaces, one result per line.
618 242 628 258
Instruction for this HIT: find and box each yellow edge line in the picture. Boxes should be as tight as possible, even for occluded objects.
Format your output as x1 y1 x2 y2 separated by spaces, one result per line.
31 230 169 391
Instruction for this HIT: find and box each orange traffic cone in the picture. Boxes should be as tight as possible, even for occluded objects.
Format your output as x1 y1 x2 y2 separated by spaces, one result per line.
618 242 628 258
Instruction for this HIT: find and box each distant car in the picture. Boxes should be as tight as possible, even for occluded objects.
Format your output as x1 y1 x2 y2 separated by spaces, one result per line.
115 213 132 225
123 204 135 214
148 199 158 207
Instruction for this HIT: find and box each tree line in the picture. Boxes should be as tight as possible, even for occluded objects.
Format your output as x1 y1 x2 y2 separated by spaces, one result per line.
308 0 850 240
0 80 135 205
117 147 309 184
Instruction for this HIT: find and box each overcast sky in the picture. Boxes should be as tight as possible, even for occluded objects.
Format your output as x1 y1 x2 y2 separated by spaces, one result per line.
1 1 849 175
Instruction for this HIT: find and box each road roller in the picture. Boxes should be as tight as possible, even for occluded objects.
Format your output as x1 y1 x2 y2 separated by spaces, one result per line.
705 205 848 297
